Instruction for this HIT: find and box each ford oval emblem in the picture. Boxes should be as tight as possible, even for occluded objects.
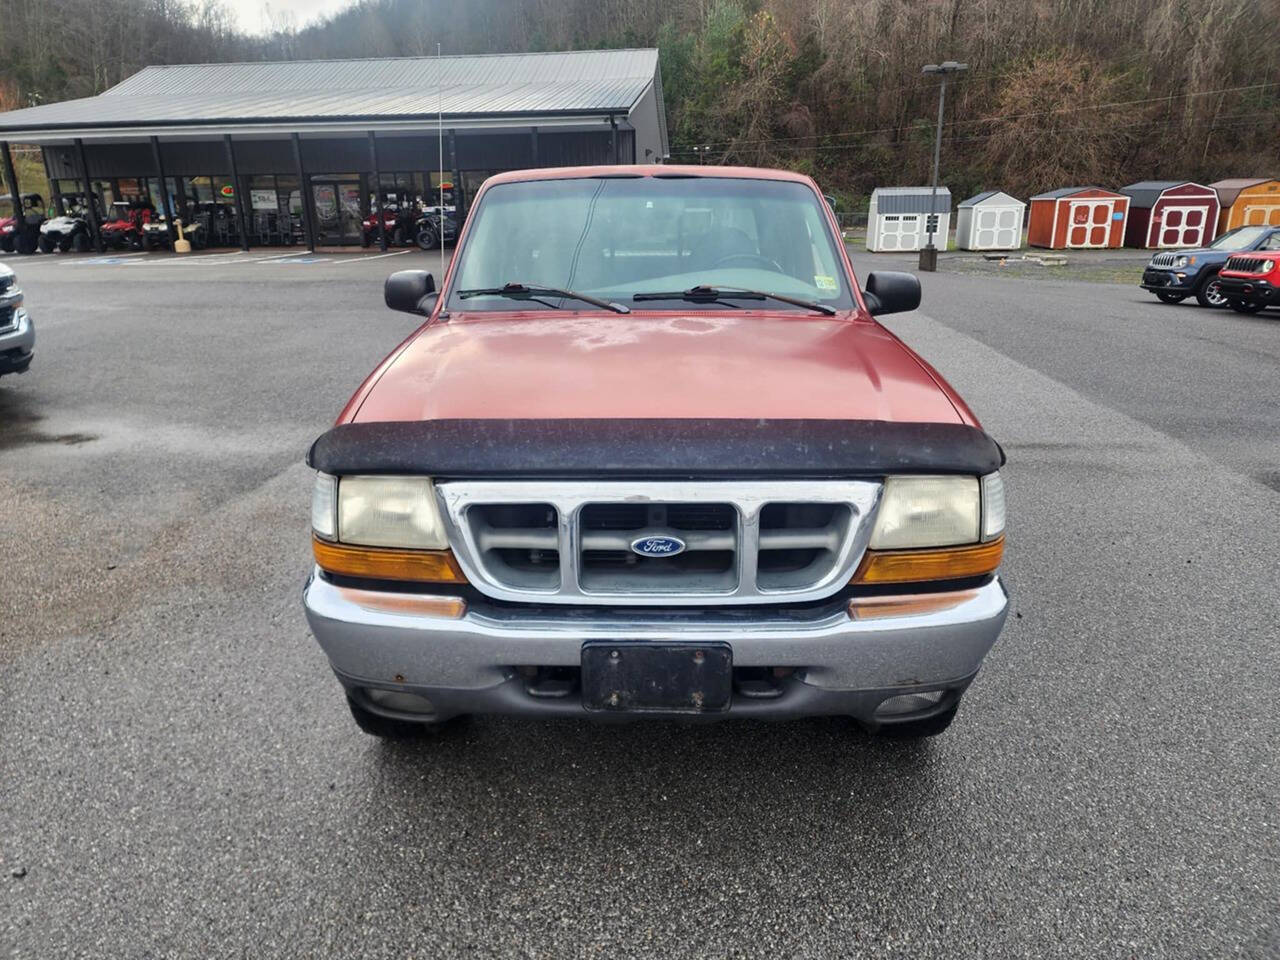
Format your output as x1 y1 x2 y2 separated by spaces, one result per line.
630 535 686 558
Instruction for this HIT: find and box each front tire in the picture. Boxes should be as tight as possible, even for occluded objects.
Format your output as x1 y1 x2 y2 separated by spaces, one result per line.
1195 272 1227 308
0 235 13 253
37 236 54 254
72 232 90 252
346 695 460 740
1228 300 1264 314
1155 291 1186 304
872 704 959 739
416 223 439 250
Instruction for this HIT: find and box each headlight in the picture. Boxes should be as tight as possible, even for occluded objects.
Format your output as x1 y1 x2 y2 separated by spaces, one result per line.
1172 255 1190 269
869 475 980 549
335 475 448 549
855 472 1005 584
310 473 463 584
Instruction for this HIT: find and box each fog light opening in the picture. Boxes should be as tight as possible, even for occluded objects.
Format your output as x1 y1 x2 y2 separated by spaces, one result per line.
365 687 437 716
874 690 945 719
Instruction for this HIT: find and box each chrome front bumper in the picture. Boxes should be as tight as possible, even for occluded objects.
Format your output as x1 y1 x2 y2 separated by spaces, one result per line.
303 568 1009 722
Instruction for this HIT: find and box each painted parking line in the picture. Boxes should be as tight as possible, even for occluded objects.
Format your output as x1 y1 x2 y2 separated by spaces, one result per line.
329 249 413 265
261 256 331 264
140 251 253 264
62 252 150 266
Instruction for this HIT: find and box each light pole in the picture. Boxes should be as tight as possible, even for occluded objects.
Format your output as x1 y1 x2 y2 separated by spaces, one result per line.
919 60 967 272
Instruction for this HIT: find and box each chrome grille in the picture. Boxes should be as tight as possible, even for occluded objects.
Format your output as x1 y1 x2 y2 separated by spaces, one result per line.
1148 253 1177 268
1225 255 1268 273
438 480 882 606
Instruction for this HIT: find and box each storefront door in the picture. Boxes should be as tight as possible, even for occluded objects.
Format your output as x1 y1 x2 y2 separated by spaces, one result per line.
312 180 364 244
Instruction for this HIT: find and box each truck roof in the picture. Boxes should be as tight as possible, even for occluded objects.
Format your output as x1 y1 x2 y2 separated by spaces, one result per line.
482 164 818 186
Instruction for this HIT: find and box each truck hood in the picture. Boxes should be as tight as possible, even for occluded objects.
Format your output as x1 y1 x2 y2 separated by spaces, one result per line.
351 312 963 424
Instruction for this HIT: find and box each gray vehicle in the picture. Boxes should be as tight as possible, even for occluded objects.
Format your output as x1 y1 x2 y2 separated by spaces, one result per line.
0 263 33 377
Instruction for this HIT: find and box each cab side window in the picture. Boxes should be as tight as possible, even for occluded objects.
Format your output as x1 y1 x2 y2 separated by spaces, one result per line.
1261 233 1280 251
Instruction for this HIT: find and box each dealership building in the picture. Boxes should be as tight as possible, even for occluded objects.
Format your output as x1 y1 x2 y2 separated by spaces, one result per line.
0 48 668 251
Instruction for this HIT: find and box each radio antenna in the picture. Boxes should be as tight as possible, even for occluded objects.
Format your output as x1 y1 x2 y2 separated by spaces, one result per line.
437 41 445 281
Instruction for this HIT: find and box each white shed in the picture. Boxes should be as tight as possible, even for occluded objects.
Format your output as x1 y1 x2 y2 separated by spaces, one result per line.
955 190 1025 251
866 187 951 252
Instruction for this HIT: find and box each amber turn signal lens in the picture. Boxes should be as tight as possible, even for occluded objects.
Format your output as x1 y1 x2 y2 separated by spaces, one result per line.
848 589 980 620
852 536 1004 584
334 586 467 619
313 536 468 583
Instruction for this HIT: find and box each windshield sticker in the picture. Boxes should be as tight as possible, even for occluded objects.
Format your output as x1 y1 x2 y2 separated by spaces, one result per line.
814 274 838 292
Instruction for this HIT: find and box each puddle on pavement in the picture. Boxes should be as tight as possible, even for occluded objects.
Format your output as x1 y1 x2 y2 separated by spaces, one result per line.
0 393 100 451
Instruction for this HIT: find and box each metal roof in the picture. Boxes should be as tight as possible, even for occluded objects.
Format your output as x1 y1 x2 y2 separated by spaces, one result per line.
958 190 1023 207
1118 180 1214 208
1209 178 1278 206
1029 186 1119 200
0 49 661 136
870 186 951 214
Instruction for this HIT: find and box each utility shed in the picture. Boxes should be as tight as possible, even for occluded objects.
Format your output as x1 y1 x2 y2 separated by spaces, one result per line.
866 186 950 252
954 191 1024 250
1027 186 1128 249
1119 181 1218 248
1210 178 1280 233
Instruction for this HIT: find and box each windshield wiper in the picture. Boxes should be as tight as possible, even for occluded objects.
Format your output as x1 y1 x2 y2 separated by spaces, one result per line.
632 285 836 316
457 282 629 314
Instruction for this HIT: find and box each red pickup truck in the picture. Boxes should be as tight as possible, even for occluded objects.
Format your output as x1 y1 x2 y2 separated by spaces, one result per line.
303 165 1008 740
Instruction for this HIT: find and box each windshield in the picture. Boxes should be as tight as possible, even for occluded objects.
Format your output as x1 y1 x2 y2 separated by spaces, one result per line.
448 176 854 311
1209 225 1268 250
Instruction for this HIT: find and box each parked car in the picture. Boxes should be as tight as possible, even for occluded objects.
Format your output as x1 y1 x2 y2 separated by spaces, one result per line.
1140 224 1280 307
0 193 44 253
39 192 98 253
0 263 33 377
1217 251 1280 314
302 166 1009 741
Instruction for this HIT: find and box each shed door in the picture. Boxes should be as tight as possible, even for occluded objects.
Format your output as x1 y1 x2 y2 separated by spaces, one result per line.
1155 205 1207 248
1067 200 1112 248
879 213 923 251
975 206 1020 249
1242 204 1280 227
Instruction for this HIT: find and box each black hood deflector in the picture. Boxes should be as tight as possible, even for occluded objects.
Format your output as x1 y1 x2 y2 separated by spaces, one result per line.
307 419 1005 479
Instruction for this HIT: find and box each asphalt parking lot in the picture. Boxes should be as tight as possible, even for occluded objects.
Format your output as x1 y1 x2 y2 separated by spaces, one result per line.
2 247 1278 957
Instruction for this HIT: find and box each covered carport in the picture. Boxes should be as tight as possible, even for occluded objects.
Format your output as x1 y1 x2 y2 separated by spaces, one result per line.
0 49 668 253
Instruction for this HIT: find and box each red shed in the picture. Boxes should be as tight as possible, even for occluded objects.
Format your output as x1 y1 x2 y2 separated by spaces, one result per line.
1027 187 1129 249
1118 181 1219 249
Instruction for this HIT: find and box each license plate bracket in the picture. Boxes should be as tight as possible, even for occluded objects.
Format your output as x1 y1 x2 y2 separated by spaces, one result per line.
581 642 732 714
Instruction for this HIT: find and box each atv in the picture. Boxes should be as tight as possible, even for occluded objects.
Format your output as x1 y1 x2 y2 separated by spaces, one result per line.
40 192 98 253
141 214 172 250
362 192 421 247
100 200 155 250
414 207 458 251
0 193 44 253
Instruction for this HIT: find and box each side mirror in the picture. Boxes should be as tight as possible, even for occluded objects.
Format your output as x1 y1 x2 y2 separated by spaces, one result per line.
384 270 436 315
861 270 921 316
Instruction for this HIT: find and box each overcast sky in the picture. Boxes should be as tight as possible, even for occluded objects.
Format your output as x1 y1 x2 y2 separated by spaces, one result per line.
225 0 357 35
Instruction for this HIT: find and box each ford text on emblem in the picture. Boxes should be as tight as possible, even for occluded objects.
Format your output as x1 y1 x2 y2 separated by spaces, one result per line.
630 535 687 558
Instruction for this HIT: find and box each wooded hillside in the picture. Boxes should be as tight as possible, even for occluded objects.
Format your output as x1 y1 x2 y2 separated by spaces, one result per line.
3 0 1276 206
